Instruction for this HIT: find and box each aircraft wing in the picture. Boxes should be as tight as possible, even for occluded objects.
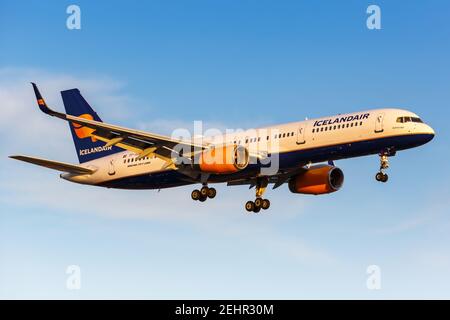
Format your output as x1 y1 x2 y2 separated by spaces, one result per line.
9 155 95 175
31 83 207 163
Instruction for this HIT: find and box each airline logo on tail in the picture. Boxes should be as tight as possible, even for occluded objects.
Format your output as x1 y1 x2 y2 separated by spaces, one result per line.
71 114 97 142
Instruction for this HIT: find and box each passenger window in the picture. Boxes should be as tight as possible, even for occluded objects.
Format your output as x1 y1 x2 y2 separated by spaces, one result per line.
333 125 336 130
282 133 286 138
360 121 363 126
267 136 269 140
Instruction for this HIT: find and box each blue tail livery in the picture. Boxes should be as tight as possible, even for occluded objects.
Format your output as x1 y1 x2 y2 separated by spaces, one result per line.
60 89 122 163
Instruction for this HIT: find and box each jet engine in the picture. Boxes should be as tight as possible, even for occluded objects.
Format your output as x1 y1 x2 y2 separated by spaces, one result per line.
194 145 249 174
288 165 344 195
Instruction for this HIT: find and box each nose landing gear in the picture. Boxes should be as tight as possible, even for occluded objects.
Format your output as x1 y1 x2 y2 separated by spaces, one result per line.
245 178 271 213
375 151 392 183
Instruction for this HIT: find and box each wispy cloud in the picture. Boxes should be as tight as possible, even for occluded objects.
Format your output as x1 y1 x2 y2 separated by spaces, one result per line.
371 190 450 235
373 215 431 235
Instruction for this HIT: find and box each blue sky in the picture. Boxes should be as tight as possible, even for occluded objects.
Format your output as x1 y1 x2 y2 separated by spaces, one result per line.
1 0 449 299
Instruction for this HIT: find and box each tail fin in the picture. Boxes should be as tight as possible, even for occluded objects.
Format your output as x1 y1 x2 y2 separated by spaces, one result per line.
60 89 122 163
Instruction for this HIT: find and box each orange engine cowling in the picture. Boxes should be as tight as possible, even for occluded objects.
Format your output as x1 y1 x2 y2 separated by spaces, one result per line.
288 165 344 195
195 145 249 174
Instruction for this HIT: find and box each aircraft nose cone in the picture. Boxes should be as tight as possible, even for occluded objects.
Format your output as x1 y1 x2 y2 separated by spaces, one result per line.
423 125 435 143
428 126 435 137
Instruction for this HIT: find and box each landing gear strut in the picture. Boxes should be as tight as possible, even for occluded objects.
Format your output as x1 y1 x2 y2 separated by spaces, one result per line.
375 152 391 183
245 177 271 213
191 185 216 202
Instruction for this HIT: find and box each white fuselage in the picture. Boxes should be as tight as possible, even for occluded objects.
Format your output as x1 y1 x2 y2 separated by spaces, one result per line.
62 108 435 188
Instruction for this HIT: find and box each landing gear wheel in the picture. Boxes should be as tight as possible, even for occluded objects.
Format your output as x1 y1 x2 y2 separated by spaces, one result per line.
207 187 216 199
191 189 201 201
253 206 261 213
262 199 271 210
200 186 209 197
254 198 263 208
199 195 207 202
375 172 388 183
245 201 255 212
375 172 383 182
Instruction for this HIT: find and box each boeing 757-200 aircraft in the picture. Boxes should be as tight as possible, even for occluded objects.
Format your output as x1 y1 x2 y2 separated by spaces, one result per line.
10 84 435 212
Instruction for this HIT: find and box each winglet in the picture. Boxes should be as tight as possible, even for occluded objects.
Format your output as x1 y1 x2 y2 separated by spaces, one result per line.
31 82 49 113
31 82 64 118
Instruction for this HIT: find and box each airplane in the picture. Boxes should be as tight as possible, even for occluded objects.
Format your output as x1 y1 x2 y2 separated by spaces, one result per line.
9 83 435 213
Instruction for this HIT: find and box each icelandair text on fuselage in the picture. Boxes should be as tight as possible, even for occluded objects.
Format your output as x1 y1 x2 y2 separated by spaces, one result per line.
79 145 113 156
313 113 370 127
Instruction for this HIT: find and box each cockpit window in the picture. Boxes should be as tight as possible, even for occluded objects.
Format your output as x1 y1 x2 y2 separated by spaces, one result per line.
396 116 423 123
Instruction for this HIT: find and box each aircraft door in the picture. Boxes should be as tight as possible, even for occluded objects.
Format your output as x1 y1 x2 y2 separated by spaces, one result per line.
375 113 385 133
296 124 307 145
108 159 116 176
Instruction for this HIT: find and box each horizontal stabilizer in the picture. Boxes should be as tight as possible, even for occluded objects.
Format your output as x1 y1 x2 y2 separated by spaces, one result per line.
9 155 95 175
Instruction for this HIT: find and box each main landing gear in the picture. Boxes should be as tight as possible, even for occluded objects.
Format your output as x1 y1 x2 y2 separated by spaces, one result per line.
245 177 271 213
191 185 216 202
375 152 391 183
